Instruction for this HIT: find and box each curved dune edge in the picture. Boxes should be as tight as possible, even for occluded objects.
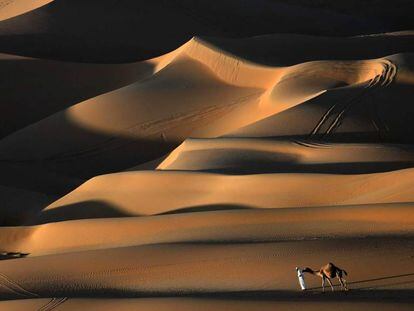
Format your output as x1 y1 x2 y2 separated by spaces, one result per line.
0 184 55 226
1 203 413 256
0 51 155 139
0 27 413 307
39 167 414 223
0 0 54 21
0 0 53 21
0 35 406 171
157 139 414 173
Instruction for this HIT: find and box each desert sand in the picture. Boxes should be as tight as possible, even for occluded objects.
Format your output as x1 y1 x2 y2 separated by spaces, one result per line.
0 0 52 21
0 1 413 310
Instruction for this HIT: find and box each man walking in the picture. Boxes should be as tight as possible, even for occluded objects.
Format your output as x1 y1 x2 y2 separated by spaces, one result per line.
296 267 307 291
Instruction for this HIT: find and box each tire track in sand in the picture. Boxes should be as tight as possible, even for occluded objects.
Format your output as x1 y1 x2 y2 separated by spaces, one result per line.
310 59 397 139
38 297 68 311
0 272 39 298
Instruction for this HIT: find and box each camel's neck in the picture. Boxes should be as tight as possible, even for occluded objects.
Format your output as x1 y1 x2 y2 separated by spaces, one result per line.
305 269 318 275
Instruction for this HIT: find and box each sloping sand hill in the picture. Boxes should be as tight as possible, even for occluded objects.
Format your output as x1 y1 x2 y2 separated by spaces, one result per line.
0 3 413 310
157 139 414 174
0 53 153 138
0 238 413 299
0 0 374 62
1 203 413 256
39 168 414 222
0 185 55 226
0 0 53 21
0 34 413 180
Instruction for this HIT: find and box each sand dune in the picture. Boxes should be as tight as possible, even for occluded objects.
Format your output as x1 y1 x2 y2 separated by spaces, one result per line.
0 36 413 179
0 185 55 226
37 168 414 224
0 0 53 21
0 53 152 206
0 53 153 138
158 139 414 174
228 53 414 141
0 2 413 310
0 0 374 62
0 237 412 299
204 33 414 66
0 203 413 256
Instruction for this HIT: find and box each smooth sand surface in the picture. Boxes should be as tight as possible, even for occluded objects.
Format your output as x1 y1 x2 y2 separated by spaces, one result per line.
0 238 412 300
1 298 414 311
0 35 413 180
0 0 53 21
2 297 414 311
157 139 414 173
1 203 413 256
37 168 414 223
0 53 154 139
0 3 413 310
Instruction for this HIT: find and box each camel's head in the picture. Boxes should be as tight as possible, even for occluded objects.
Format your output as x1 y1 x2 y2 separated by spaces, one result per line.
302 267 313 273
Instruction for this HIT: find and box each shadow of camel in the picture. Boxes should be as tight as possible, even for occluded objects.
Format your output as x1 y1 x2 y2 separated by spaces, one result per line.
309 272 414 291
351 273 414 290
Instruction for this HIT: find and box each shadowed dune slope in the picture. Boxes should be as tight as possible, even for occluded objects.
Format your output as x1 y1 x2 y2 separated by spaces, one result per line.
203 33 414 66
0 203 413 256
157 139 414 174
0 36 413 179
0 53 153 138
0 5 413 308
37 168 414 223
0 162 82 195
0 0 377 62
0 54 152 202
0 185 55 226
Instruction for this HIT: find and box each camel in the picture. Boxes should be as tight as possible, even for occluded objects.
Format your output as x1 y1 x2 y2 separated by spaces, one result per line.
303 262 348 291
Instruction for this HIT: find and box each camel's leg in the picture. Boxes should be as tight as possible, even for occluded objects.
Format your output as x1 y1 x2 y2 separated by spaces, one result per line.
342 277 348 291
326 277 334 292
338 276 345 290
322 276 325 292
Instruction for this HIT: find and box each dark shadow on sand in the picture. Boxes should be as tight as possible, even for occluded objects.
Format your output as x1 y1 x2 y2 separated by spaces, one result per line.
0 0 381 62
29 288 414 303
35 203 255 224
34 200 133 225
308 272 414 292
163 161 414 175
158 204 254 216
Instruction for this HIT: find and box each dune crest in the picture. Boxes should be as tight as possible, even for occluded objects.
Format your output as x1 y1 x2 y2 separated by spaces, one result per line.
0 0 53 21
0 35 411 180
1 203 413 256
37 167 414 224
